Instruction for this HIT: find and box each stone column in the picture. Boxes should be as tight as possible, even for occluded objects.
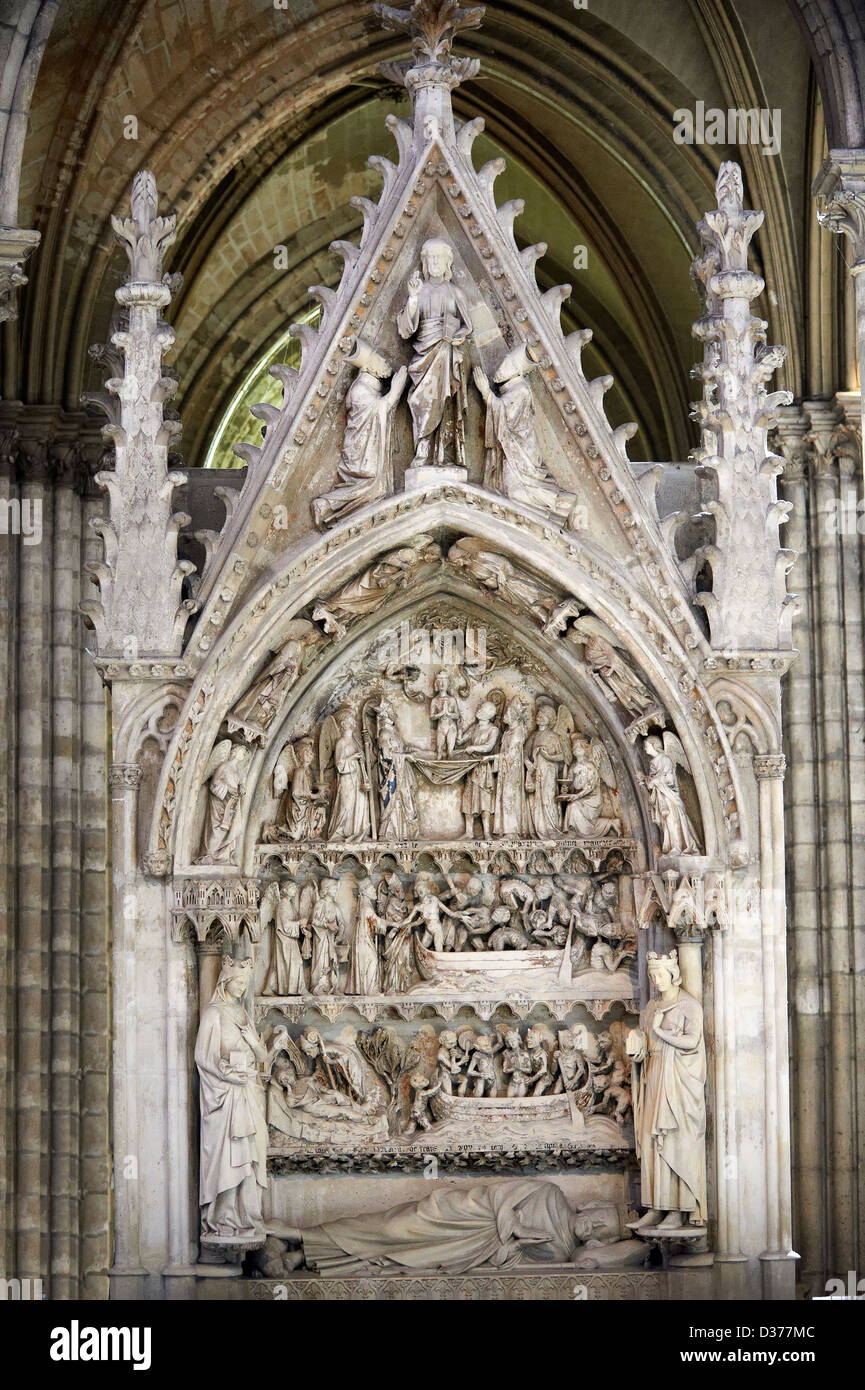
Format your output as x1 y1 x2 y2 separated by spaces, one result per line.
14 445 50 1284
48 457 82 1299
80 485 110 1299
775 405 826 1288
753 753 797 1298
814 152 865 474
107 760 147 1281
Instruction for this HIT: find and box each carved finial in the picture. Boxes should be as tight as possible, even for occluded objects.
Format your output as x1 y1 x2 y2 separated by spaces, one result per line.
374 1 485 62
110 168 177 285
714 160 743 214
374 1 484 110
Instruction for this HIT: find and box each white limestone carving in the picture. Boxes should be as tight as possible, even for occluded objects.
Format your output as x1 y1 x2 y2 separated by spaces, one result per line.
397 237 473 468
312 342 407 528
257 1177 645 1274
641 732 700 857
475 344 577 520
626 949 706 1231
195 740 251 865
311 536 442 638
261 883 306 997
226 621 319 743
195 957 268 1243
690 161 795 652
81 171 196 657
270 738 327 842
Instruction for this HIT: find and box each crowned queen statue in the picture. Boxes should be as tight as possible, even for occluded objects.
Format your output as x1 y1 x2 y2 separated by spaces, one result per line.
195 956 268 1244
625 948 707 1233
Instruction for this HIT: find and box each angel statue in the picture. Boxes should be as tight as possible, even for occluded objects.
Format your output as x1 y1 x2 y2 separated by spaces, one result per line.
447 538 560 626
312 537 441 639
195 741 251 865
312 341 408 529
397 237 472 468
320 704 372 842
226 620 318 743
525 701 571 838
642 732 700 856
271 738 327 842
566 614 656 718
560 734 621 838
474 344 580 522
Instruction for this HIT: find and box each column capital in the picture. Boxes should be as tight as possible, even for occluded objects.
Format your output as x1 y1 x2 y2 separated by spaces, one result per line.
814 151 865 268
0 227 41 322
108 762 143 789
753 753 786 781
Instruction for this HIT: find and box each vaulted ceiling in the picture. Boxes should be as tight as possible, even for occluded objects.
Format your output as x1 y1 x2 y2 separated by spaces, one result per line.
2 0 861 464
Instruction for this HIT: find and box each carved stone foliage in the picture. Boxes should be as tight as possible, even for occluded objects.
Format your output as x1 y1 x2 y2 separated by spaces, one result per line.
690 162 796 652
81 171 196 657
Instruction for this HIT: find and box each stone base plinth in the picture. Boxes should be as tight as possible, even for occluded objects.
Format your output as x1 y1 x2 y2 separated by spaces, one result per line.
404 465 467 491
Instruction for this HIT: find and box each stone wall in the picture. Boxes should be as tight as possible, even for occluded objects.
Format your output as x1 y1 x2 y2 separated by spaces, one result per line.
0 408 109 1299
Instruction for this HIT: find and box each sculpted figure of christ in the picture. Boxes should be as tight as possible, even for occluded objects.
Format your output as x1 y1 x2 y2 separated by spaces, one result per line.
397 237 472 468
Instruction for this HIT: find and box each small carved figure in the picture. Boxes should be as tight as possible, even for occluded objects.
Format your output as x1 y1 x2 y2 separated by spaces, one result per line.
493 698 529 836
308 878 347 996
458 700 500 837
552 1028 589 1095
345 878 385 996
195 741 251 865
403 876 460 952
227 621 318 742
397 237 472 467
325 705 372 842
525 703 566 838
375 702 419 839
560 734 620 837
313 537 441 636
475 344 577 520
463 1033 502 1097
501 1027 533 1097
272 738 327 842
262 881 306 996
436 1029 467 1094
642 732 700 856
447 538 560 625
525 1025 554 1095
429 670 462 755
404 1069 442 1134
313 342 407 528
